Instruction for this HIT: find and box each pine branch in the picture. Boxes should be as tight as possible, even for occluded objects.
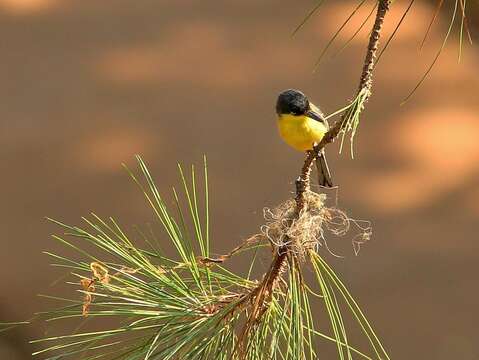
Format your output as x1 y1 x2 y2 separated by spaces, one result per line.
23 2 394 359
222 1 392 353
298 0 391 192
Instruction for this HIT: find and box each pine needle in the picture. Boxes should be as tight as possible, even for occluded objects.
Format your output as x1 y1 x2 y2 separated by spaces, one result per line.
419 0 444 51
333 1 378 57
31 157 388 360
458 0 473 62
292 0 326 36
376 0 416 65
402 0 459 103
314 0 369 71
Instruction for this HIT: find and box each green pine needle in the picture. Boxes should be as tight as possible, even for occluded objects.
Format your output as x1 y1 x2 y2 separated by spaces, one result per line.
31 156 389 360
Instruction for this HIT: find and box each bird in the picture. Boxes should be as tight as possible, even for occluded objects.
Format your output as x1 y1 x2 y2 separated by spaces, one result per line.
275 89 333 187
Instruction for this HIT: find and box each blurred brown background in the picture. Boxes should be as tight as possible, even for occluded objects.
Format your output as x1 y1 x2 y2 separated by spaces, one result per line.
1 0 478 358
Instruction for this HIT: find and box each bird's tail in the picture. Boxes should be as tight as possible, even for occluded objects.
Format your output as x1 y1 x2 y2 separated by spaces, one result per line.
315 150 333 187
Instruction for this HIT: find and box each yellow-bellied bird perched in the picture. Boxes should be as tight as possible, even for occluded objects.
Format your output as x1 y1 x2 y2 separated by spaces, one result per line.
276 89 333 187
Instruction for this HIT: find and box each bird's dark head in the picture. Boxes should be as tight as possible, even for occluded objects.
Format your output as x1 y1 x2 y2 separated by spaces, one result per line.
276 89 309 115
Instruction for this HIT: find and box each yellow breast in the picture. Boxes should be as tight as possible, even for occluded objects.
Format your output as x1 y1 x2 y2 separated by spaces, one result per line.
277 114 328 152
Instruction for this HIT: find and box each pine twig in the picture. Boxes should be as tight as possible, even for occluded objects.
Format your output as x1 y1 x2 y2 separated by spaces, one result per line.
244 4 392 351
297 0 391 199
216 0 391 354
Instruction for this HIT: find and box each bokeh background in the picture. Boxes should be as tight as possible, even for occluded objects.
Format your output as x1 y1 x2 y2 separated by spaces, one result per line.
1 0 478 358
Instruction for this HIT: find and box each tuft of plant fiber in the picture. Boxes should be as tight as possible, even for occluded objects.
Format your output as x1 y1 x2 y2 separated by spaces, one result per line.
260 191 371 259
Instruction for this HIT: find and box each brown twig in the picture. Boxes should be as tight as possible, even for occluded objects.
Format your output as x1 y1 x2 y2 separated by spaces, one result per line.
230 0 390 354
198 234 263 265
297 0 391 197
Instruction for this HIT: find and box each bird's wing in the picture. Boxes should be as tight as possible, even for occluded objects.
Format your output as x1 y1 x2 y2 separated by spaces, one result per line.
306 102 329 130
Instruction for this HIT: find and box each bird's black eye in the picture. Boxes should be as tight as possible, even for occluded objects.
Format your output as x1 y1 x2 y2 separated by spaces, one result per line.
290 106 302 115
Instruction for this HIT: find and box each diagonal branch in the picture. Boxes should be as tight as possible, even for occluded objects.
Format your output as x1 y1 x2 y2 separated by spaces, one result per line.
225 1 391 354
296 0 391 207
